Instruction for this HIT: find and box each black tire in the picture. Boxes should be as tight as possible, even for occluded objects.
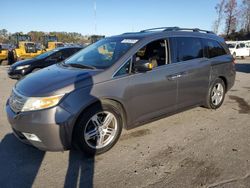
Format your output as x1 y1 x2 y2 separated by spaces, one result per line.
72 101 123 156
7 50 16 65
204 78 226 109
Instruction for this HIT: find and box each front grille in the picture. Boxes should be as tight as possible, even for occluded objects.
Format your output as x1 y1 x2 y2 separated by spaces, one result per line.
9 89 27 113
25 46 37 53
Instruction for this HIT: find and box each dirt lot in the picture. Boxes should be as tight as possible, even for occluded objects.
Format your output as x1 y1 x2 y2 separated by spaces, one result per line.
0 60 250 188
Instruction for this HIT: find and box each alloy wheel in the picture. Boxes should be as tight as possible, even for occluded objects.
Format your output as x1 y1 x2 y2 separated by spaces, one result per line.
211 83 224 106
84 111 118 149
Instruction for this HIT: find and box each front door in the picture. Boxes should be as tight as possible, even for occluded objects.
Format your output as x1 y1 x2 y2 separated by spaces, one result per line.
126 39 178 125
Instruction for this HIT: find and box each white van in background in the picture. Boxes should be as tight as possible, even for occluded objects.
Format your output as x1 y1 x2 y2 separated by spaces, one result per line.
226 41 250 58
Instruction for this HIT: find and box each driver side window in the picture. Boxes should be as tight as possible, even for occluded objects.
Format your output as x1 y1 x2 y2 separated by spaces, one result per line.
47 51 62 61
114 39 168 77
135 39 167 69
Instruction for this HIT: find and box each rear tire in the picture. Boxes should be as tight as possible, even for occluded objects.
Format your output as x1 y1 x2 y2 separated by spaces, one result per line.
204 78 226 109
72 101 123 156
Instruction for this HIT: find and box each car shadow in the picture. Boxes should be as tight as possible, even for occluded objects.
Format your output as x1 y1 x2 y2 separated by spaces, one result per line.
235 63 250 73
1 69 99 187
63 71 98 188
0 133 45 187
64 150 95 188
0 134 96 188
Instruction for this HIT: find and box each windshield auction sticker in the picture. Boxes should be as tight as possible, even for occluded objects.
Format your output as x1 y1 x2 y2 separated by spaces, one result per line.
121 39 138 44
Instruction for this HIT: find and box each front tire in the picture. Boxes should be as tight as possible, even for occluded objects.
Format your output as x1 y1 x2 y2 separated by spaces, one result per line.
73 101 123 155
204 78 226 109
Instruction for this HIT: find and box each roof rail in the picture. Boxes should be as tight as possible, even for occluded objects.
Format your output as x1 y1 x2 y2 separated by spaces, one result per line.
122 32 139 35
140 27 179 32
140 27 214 34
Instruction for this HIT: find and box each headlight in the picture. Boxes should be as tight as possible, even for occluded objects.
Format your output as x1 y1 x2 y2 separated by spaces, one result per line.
22 94 64 112
15 65 30 70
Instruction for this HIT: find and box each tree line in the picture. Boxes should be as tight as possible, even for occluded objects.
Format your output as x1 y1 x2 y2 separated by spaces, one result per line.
213 0 250 40
0 29 91 44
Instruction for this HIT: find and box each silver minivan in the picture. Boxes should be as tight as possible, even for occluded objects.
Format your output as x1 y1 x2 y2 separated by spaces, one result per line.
6 27 236 155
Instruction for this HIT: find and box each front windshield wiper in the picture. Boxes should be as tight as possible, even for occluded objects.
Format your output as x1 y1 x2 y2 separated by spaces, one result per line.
66 63 95 69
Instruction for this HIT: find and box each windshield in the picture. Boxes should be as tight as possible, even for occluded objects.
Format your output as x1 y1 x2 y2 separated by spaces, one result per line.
227 43 236 48
18 35 31 41
46 36 58 42
64 38 137 69
35 49 59 60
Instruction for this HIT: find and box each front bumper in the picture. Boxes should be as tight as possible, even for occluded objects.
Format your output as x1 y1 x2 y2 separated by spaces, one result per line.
7 67 30 79
6 101 75 151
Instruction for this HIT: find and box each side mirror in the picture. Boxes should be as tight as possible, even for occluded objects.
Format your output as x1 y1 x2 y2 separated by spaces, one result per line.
134 60 153 73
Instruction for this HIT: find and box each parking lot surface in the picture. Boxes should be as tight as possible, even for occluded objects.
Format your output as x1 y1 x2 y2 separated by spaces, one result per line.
0 60 250 188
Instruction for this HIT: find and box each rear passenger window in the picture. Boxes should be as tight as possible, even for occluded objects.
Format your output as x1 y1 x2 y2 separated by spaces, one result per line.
204 39 227 58
175 37 203 62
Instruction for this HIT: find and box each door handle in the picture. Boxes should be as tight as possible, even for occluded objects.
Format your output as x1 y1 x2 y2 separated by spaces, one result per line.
167 71 189 81
167 74 182 81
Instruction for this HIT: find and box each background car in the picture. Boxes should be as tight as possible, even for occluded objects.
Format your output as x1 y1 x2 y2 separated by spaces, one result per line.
8 46 82 79
227 42 250 58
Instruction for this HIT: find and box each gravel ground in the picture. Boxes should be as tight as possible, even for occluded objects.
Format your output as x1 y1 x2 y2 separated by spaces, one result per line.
0 59 250 188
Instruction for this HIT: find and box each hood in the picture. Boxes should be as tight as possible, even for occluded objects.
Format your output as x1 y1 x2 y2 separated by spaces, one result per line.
11 59 37 68
15 64 102 97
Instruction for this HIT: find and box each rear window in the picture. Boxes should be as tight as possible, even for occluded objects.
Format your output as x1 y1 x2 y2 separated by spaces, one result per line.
174 37 203 62
204 39 227 58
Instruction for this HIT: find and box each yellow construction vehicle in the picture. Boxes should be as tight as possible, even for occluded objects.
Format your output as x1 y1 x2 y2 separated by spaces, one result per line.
41 35 64 51
89 35 105 44
0 44 8 63
9 34 43 62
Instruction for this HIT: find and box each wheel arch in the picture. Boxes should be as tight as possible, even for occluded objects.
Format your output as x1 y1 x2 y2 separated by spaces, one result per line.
73 97 128 130
218 76 228 92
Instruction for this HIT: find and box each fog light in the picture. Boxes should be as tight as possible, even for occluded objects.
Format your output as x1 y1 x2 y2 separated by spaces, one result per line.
22 132 41 142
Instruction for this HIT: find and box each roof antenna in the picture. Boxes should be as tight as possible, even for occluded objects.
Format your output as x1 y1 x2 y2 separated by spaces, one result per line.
93 0 97 34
